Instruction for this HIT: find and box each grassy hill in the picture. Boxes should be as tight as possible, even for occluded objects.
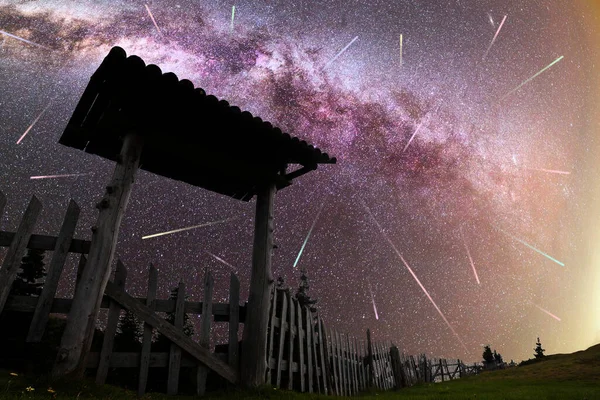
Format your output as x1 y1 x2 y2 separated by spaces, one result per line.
1 344 599 399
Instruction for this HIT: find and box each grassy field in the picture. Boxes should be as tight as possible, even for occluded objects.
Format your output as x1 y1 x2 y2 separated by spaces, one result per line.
1 344 599 399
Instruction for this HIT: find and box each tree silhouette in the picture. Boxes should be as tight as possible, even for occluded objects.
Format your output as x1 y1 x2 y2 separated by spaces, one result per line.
295 267 317 314
10 248 46 296
534 337 545 359
482 345 494 364
493 350 504 365
115 310 141 351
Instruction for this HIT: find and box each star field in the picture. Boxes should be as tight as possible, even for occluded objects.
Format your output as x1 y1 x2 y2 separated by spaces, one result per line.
1 0 600 363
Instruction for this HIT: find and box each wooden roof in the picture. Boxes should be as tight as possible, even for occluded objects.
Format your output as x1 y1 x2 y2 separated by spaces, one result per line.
59 47 335 201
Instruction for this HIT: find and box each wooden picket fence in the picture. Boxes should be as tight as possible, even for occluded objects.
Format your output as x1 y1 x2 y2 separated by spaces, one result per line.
0 192 480 396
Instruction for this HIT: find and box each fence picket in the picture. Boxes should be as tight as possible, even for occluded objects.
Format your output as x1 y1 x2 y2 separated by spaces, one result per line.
197 270 214 395
287 295 296 390
167 281 186 395
138 264 157 396
275 291 288 388
96 260 127 384
305 309 314 393
266 287 278 384
318 318 329 395
296 299 305 392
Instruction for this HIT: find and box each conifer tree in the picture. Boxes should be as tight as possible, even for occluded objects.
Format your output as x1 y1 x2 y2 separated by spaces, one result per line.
534 337 545 359
295 267 317 314
154 286 194 351
10 248 46 296
115 309 142 351
482 345 494 364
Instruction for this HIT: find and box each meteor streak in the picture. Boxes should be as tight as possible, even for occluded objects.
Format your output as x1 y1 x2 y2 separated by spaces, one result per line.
0 29 50 49
527 167 571 175
403 118 425 152
206 251 236 271
17 103 52 144
293 201 326 268
367 280 379 320
322 36 359 70
496 227 565 267
532 303 561 321
399 34 403 66
144 4 162 34
30 173 91 180
142 216 239 239
230 5 236 32
362 201 469 353
501 56 564 100
483 14 506 60
460 228 480 285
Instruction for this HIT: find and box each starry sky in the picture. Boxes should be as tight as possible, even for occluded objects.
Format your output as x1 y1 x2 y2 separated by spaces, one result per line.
1 0 600 363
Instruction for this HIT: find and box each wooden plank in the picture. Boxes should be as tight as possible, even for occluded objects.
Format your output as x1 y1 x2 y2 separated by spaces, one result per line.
102 281 237 383
196 270 214 396
296 300 305 392
0 231 91 254
54 133 144 379
305 309 314 394
287 294 296 390
366 329 374 389
336 331 345 396
228 272 240 369
357 339 364 391
349 336 358 394
138 264 157 396
167 281 186 395
27 200 80 343
96 260 127 384
265 287 278 385
275 291 288 388
329 329 339 396
343 334 351 395
317 318 329 395
75 254 87 292
88 352 201 368
240 183 276 387
0 195 43 314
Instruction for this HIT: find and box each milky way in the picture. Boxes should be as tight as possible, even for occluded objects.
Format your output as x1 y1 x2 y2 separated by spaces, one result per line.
1 0 599 362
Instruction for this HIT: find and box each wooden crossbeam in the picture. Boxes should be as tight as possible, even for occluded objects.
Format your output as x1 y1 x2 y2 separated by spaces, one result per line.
0 231 90 254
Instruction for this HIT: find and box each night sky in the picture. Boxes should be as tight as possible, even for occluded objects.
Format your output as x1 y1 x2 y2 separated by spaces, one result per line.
1 0 600 363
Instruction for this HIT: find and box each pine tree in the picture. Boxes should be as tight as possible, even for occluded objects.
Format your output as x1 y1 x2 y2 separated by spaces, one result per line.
482 345 494 364
10 248 46 296
115 310 141 351
493 350 503 364
154 286 194 351
295 267 317 314
534 337 545 359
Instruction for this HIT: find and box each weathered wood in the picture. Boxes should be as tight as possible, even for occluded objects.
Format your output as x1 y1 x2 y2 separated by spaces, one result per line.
305 309 314 393
275 291 288 388
96 260 127 384
357 339 364 391
228 272 240 369
240 183 276 387
0 231 91 254
54 133 144 379
0 195 43 314
102 280 237 383
336 331 345 396
88 352 201 368
266 288 278 384
75 254 87 292
349 336 358 394
167 281 185 395
287 294 296 390
138 264 157 396
366 329 374 388
27 200 80 343
296 300 305 392
329 329 339 395
197 270 214 396
343 334 351 395
317 318 329 395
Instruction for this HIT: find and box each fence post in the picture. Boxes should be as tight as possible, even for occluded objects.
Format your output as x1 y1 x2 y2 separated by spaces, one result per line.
138 264 157 396
96 260 128 384
265 287 278 385
287 294 296 390
0 195 43 314
275 291 288 388
317 318 330 395
197 270 214 395
228 272 240 370
28 200 80 343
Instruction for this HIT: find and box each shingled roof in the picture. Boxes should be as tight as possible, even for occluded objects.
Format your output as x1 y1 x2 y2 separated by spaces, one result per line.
59 46 335 201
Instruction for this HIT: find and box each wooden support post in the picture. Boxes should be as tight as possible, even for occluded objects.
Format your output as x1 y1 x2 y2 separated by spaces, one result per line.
228 272 240 370
167 281 186 395
54 133 143 379
0 195 42 314
96 260 127 384
75 254 86 292
28 200 80 343
265 288 278 385
138 264 157 396
197 270 214 396
240 183 276 387
366 329 374 389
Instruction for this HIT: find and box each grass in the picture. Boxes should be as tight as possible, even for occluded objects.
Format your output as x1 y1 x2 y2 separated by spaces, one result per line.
1 344 599 399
